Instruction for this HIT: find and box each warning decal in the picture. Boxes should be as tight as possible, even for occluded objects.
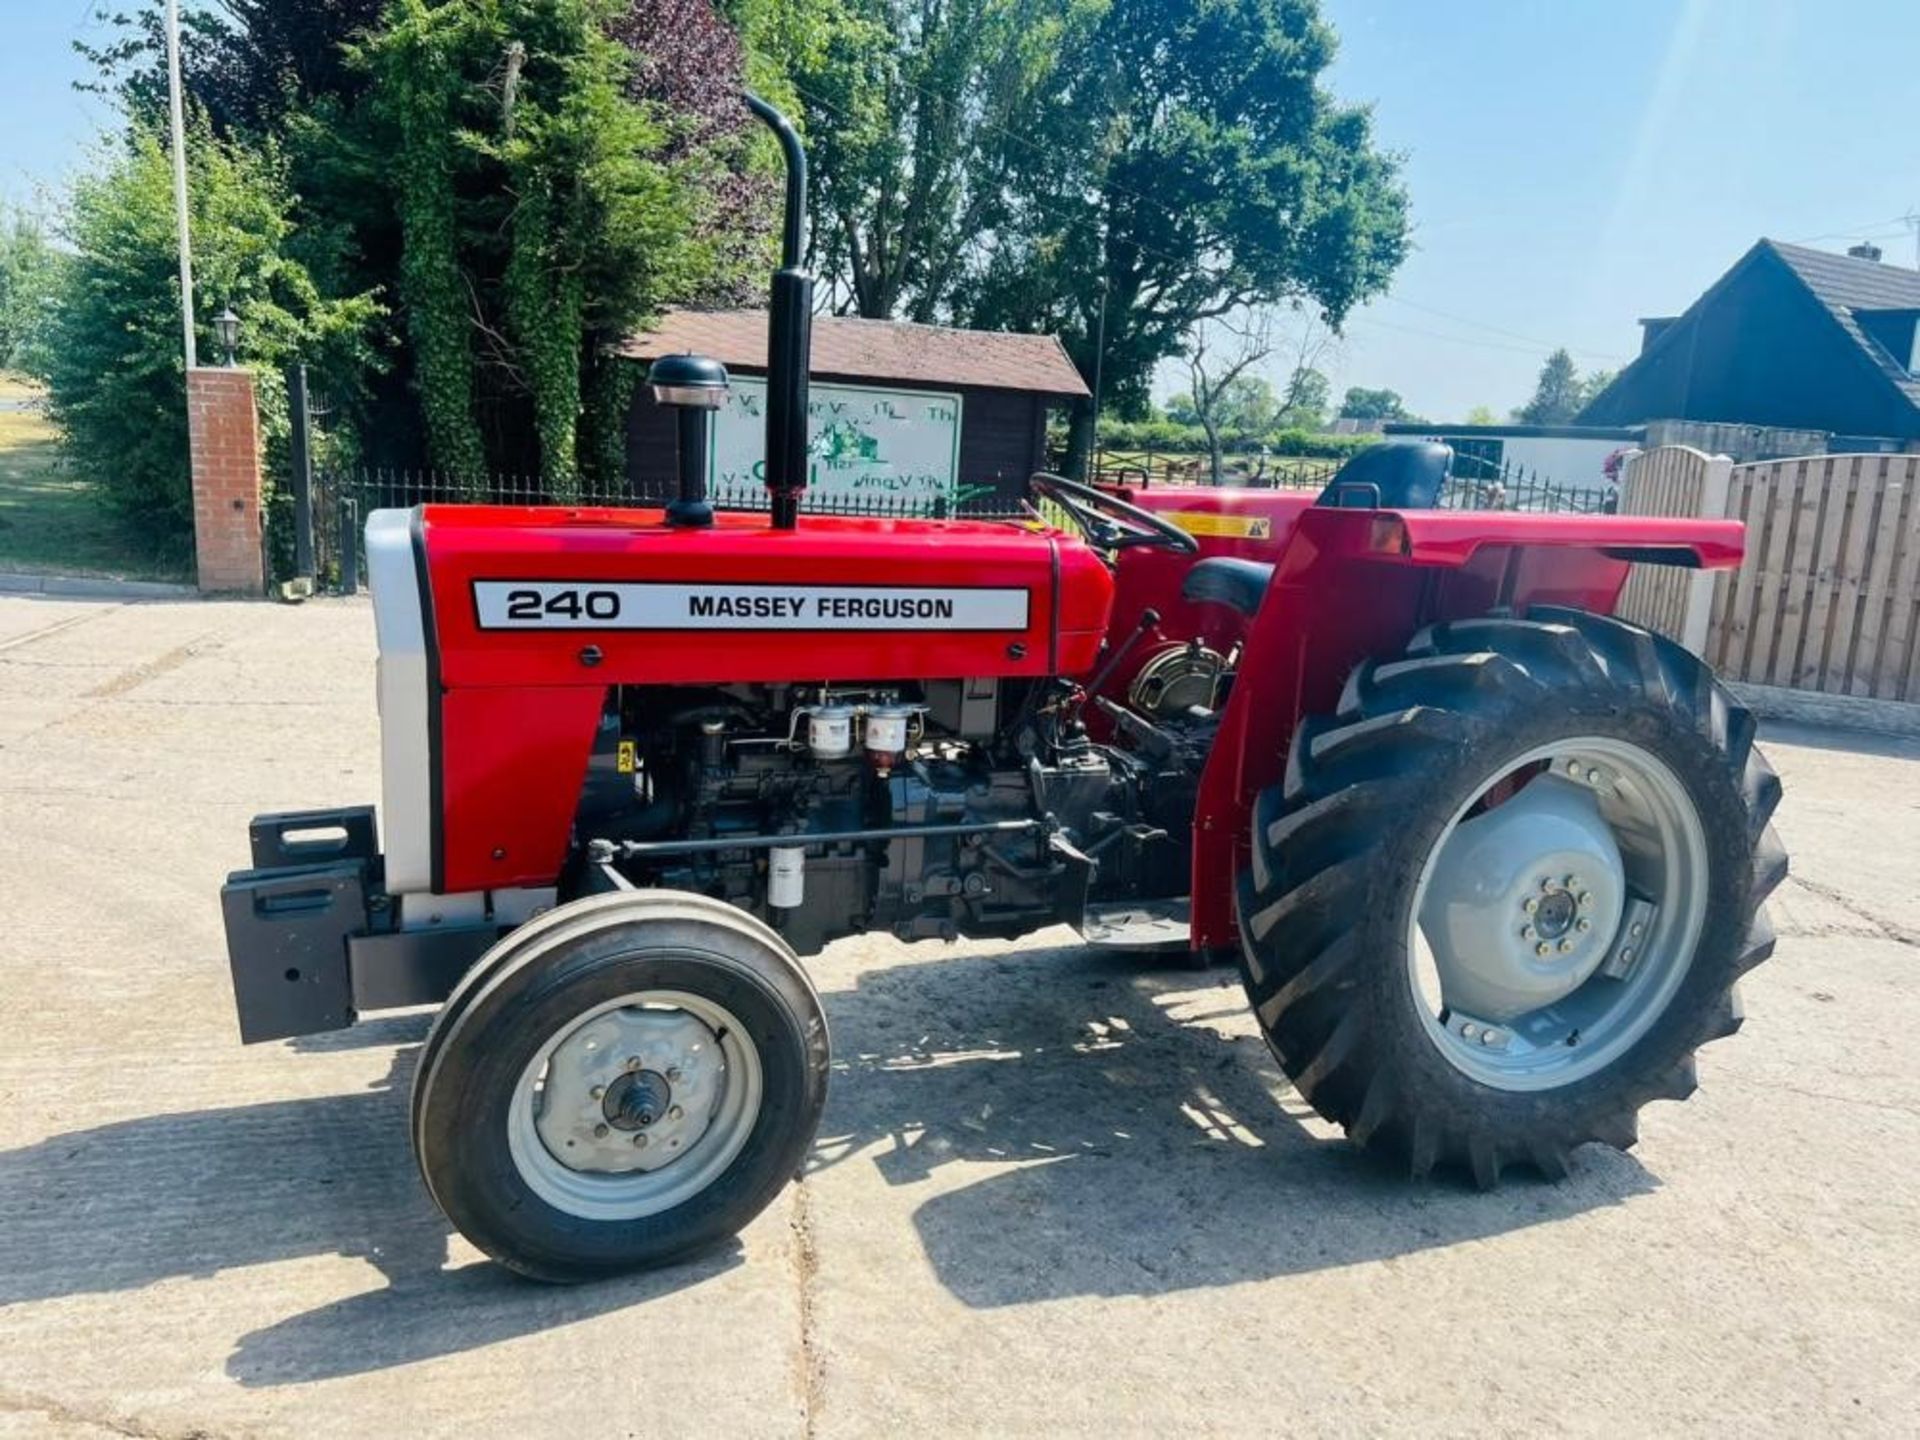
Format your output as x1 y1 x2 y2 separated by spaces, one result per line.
473 580 1030 632
1163 511 1274 540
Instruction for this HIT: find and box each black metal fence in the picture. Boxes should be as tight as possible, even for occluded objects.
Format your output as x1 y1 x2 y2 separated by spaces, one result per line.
284 456 1618 594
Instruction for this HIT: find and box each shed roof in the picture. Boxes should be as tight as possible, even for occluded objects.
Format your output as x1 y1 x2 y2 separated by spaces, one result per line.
619 309 1090 398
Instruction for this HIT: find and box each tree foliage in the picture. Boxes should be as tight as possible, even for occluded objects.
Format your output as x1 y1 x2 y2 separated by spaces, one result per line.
0 209 64 374
1514 347 1582 425
1279 365 1330 428
76 1 386 134
952 0 1408 471
1338 385 1412 422
351 0 763 486
792 0 1066 321
40 125 381 549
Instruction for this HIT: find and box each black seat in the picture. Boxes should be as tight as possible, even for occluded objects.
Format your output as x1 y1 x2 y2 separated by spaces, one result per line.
1315 440 1452 509
1181 556 1275 618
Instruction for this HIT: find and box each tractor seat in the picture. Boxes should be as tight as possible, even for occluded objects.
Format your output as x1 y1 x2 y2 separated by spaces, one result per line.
1181 556 1275 618
1315 440 1452 509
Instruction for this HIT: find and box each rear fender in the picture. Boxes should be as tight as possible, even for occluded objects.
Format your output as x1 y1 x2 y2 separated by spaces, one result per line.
1187 505 1744 947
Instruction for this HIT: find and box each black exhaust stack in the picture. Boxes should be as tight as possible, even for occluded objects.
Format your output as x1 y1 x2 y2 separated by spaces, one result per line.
745 94 813 530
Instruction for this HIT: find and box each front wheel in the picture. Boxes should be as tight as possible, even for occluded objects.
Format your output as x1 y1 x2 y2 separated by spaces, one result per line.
1236 608 1786 1185
411 891 829 1281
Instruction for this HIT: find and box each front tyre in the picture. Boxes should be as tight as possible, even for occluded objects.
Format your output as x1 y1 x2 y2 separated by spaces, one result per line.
1235 608 1786 1186
411 891 829 1281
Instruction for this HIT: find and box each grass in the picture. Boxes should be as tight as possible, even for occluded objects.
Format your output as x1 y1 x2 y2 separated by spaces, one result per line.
0 374 192 583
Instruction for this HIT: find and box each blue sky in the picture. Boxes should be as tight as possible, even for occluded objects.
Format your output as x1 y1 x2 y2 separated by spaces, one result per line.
4 1 1918 420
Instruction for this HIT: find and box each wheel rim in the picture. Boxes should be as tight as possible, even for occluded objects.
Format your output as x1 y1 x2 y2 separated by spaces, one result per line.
1407 736 1709 1091
506 989 764 1221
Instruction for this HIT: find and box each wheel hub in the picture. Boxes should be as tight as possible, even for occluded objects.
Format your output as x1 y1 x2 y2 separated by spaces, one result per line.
604 1068 672 1130
1417 774 1628 1023
534 1006 726 1174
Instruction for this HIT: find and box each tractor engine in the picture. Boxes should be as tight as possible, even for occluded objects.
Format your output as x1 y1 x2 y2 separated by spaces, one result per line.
579 673 1211 955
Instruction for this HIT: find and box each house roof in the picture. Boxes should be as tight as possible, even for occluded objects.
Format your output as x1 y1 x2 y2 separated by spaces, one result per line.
1767 240 1920 413
1583 239 1920 425
619 309 1090 398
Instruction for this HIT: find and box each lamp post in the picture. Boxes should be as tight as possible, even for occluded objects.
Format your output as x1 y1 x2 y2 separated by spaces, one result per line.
214 305 241 367
648 353 729 528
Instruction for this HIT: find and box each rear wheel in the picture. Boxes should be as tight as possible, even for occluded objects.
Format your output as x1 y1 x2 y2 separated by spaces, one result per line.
1235 608 1785 1185
412 891 829 1281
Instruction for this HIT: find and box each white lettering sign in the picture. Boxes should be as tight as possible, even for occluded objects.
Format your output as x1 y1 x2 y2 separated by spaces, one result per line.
710 378 972 508
473 581 1030 631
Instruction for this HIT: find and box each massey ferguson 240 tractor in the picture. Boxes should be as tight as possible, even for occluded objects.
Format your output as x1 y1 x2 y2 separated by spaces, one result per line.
222 98 1784 1282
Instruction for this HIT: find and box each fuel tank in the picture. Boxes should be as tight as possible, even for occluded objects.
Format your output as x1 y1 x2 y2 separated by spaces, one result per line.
416 504 1116 686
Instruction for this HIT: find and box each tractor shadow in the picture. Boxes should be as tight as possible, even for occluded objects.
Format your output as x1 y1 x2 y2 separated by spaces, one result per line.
0 939 1657 1380
802 940 1661 1309
0 1018 743 1383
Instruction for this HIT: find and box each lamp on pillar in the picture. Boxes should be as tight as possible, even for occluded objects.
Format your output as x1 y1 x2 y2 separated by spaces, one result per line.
648 352 729 528
214 304 241 367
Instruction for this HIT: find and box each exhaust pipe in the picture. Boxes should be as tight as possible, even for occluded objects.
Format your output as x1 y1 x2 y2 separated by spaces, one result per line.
745 94 813 530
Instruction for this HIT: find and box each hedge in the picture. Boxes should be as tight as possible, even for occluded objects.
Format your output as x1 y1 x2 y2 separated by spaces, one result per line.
1095 419 1379 460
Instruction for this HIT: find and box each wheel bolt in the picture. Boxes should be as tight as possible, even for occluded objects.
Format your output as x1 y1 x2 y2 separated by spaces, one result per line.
590 1085 605 1100
632 1133 649 1148
1539 876 1553 891
1479 1030 1499 1046
1579 892 1594 909
1461 1023 1479 1039
625 1055 643 1071
1535 941 1552 957
1523 897 1539 914
1558 939 1574 954
667 1067 683 1083
668 1105 684 1121
1521 925 1536 940
593 1123 609 1138
1577 918 1592 933
1563 874 1579 889
1620 947 1635 962
1630 923 1644 938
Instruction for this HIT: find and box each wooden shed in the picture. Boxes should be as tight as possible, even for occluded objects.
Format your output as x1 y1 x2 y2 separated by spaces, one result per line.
619 309 1088 512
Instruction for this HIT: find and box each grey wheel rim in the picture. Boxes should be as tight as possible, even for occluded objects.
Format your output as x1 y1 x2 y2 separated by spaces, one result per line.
506 989 764 1220
1408 736 1709 1091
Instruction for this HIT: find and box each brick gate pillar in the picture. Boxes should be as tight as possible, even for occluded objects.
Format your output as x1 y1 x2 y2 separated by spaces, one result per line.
187 368 266 596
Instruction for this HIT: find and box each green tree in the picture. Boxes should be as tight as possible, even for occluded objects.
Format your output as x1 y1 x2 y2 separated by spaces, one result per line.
1338 385 1410 422
794 0 1069 320
1514 348 1584 425
1279 366 1330 428
0 208 64 373
960 0 1409 473
353 0 731 487
1463 403 1497 425
41 125 381 552
1576 367 1616 413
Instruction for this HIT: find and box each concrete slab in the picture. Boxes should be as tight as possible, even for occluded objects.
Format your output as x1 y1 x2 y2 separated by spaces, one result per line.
0 595 1915 1437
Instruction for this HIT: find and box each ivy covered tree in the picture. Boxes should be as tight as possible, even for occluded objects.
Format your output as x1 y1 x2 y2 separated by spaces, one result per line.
352 0 769 488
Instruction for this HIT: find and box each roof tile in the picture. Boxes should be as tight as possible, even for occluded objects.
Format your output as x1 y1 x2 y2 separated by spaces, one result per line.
619 309 1090 398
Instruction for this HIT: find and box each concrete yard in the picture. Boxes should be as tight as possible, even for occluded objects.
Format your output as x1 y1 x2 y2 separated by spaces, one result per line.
0 594 1914 1437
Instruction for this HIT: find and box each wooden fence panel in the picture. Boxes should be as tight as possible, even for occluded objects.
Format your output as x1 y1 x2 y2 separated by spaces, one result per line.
1616 447 1705 643
1708 452 1920 698
1615 446 1726 653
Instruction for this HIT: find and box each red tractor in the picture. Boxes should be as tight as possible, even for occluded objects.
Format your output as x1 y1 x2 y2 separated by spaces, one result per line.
222 100 1783 1282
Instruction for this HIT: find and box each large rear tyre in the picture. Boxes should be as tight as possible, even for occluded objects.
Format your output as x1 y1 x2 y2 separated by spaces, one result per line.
411 891 829 1281
1235 608 1786 1185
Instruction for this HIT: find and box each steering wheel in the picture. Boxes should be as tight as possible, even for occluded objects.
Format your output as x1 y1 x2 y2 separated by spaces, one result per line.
1028 473 1199 555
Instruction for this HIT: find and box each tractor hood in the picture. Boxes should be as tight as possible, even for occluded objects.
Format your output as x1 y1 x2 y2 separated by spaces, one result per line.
402 503 1114 688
